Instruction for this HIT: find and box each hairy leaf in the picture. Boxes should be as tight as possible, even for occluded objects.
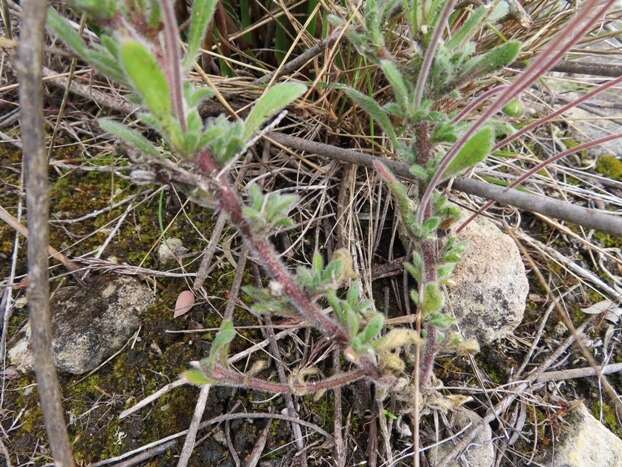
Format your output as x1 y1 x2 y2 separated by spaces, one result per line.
358 313 384 344
98 118 160 157
243 83 306 140
182 368 212 385
380 60 410 112
446 6 487 49
184 0 219 69
422 282 444 315
342 87 399 148
206 320 235 368
443 127 494 180
119 40 172 121
461 40 521 80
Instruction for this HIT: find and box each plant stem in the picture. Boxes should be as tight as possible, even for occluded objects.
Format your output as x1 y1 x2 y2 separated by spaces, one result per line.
493 74 622 151
17 1 74 465
266 132 622 234
417 0 616 224
456 130 622 233
194 150 350 343
210 363 366 394
159 0 186 131
413 0 457 106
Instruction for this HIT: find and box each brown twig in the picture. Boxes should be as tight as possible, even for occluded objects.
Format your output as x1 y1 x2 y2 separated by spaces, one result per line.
17 1 74 465
0 205 81 276
537 363 622 383
520 60 622 78
267 132 622 236
209 363 366 395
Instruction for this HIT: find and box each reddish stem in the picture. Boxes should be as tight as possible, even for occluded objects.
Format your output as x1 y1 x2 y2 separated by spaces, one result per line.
195 150 349 343
210 364 366 395
159 0 186 131
417 0 615 224
493 74 622 151
456 130 622 232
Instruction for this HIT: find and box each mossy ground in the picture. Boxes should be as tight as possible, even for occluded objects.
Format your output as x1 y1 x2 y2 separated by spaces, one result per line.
1 143 371 465
2 143 264 465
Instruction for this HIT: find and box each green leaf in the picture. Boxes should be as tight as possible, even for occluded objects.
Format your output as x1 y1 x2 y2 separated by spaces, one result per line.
404 261 422 283
182 368 212 385
243 83 307 140
312 251 324 274
342 87 398 148
47 8 124 82
446 6 487 49
71 0 117 18
422 282 444 315
47 8 90 58
184 0 219 69
358 313 384 343
98 118 160 157
427 312 455 328
119 40 172 120
409 164 429 181
443 127 494 180
206 320 235 368
461 40 521 80
380 60 410 112
344 303 360 338
422 216 441 235
502 98 523 117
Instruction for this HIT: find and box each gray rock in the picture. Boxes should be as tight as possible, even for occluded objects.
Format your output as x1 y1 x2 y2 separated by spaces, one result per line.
446 211 529 344
158 237 187 264
9 275 154 375
429 408 494 467
547 402 622 467
563 104 622 157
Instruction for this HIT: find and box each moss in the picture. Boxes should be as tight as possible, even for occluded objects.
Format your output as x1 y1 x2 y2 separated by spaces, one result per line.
595 155 622 180
593 231 622 249
591 401 622 438
302 392 335 430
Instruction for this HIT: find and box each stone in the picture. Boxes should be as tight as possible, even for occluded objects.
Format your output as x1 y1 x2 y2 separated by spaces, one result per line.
446 210 529 344
9 275 154 375
158 237 187 264
547 402 622 467
563 105 622 157
429 408 494 467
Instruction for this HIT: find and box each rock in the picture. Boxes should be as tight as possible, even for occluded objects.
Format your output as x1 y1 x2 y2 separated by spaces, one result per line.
563 105 622 157
446 210 529 344
547 402 622 467
158 237 187 264
429 408 494 467
9 275 154 375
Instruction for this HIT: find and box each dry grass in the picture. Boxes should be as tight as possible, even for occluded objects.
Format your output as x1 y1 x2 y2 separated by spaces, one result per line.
1 0 621 465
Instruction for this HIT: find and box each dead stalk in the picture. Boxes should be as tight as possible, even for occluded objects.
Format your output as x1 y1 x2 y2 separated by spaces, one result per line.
17 0 74 465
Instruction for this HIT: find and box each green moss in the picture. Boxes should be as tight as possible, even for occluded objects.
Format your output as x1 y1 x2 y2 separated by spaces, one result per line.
591 401 622 438
595 155 622 180
593 231 622 249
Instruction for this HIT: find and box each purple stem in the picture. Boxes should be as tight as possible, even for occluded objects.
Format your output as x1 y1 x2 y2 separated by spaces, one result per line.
417 0 614 224
413 0 458 106
456 129 622 232
493 74 622 151
159 0 186 131
210 364 366 394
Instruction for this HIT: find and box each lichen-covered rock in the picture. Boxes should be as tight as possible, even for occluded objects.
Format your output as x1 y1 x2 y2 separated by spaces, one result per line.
447 211 529 344
429 408 494 467
158 237 187 264
9 275 154 375
547 402 622 467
